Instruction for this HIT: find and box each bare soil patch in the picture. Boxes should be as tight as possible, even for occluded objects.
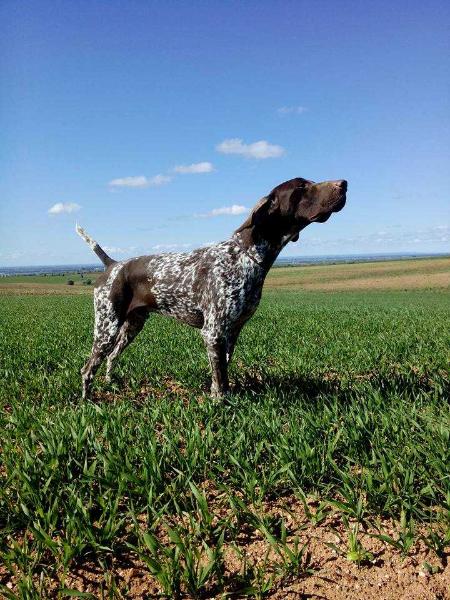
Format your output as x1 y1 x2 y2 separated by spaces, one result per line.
1 498 448 599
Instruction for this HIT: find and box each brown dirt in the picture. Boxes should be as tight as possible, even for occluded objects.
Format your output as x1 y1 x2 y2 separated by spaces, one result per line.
1 497 448 599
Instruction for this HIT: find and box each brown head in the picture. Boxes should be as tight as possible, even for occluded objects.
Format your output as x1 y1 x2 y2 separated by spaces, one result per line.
236 177 347 244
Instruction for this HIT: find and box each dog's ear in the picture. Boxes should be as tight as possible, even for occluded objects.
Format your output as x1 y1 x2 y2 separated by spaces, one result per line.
250 193 279 226
235 191 280 234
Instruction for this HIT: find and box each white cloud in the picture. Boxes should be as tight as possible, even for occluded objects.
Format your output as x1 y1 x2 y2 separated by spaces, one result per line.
216 138 285 159
210 205 248 216
48 202 81 215
108 174 172 188
148 174 172 186
197 204 248 218
151 243 192 251
103 245 137 255
296 224 450 249
173 162 214 174
277 105 307 115
109 176 148 188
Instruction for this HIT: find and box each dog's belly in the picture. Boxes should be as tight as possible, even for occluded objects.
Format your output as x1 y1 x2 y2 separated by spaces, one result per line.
156 303 204 328
150 284 205 328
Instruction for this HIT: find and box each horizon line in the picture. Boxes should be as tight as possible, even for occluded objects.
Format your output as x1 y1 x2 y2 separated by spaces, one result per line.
1 251 449 272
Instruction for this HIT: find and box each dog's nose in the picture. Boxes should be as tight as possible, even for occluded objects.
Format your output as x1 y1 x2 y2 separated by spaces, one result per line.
336 180 347 191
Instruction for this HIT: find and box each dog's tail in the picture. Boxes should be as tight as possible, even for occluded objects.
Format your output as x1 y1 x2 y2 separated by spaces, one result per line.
75 224 116 267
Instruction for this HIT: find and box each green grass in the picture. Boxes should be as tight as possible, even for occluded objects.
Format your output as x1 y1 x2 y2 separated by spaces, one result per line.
0 288 449 597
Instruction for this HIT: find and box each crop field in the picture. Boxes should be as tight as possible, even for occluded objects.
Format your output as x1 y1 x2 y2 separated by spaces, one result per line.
0 258 449 598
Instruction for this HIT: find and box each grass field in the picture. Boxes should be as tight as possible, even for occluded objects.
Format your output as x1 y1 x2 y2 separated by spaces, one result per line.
0 258 449 598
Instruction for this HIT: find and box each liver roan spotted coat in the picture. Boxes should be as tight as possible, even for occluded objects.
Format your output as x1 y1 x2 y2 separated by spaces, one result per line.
76 177 347 399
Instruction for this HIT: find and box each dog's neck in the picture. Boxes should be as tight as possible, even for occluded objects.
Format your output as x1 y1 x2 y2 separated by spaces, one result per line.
232 225 299 270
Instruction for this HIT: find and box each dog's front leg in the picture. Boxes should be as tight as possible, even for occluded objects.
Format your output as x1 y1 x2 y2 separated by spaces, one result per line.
207 340 229 398
202 332 229 398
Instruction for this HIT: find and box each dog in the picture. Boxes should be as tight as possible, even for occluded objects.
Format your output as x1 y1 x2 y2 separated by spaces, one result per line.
77 177 347 399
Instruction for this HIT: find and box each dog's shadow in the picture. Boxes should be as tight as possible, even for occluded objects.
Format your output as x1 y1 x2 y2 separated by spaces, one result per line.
99 365 442 407
224 366 441 405
229 370 345 404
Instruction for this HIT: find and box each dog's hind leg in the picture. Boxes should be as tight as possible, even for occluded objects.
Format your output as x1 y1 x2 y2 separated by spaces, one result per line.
81 284 122 399
105 308 148 383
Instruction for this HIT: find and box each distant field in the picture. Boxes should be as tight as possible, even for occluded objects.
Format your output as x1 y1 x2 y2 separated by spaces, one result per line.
0 271 102 284
266 256 450 290
0 259 449 598
0 256 449 295
0 271 97 295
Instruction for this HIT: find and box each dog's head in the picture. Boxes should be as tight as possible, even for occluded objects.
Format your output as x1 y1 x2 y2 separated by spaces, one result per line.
241 177 347 243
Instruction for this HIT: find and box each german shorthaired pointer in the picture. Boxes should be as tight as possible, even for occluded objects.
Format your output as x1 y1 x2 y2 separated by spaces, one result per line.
77 177 347 399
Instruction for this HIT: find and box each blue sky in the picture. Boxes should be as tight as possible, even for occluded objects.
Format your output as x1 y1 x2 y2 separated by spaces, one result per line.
1 0 449 266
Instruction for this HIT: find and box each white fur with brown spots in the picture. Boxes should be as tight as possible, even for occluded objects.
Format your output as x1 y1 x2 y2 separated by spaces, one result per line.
77 177 347 399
